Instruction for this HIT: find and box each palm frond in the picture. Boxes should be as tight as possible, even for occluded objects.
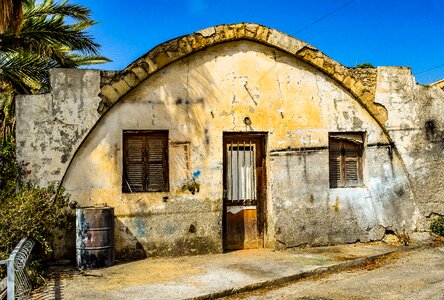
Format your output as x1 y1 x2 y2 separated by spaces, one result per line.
0 51 49 93
64 54 111 66
0 0 109 94
71 20 98 32
24 0 92 22
1 16 101 55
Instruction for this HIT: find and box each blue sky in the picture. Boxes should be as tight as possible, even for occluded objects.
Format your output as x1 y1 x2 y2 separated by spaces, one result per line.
74 0 444 84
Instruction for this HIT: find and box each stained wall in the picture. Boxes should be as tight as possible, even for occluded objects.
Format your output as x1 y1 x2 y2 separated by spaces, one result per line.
15 25 444 259
60 41 415 256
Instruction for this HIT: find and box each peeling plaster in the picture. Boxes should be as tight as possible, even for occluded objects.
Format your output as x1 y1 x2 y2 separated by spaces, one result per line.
15 26 444 259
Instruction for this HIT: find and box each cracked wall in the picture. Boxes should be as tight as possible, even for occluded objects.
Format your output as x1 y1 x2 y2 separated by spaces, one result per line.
375 67 444 230
16 69 102 186
98 23 385 127
60 41 417 257
15 24 444 259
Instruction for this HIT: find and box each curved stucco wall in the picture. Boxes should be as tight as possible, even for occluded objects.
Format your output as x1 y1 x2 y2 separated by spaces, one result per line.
63 41 417 256
99 23 386 126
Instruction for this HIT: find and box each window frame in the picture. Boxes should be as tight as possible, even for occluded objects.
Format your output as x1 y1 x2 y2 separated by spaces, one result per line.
122 130 169 193
328 132 364 189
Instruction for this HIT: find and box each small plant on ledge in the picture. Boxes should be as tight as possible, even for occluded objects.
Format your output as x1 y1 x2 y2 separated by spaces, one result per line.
431 216 444 237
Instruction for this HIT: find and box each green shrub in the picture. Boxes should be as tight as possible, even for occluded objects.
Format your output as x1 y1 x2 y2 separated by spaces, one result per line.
0 184 72 279
0 134 73 281
355 62 375 68
431 216 444 237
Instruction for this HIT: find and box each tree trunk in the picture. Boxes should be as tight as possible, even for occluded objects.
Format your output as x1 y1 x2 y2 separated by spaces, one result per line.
0 91 15 190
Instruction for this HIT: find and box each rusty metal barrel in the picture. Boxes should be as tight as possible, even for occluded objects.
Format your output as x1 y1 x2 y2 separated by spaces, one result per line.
76 207 114 268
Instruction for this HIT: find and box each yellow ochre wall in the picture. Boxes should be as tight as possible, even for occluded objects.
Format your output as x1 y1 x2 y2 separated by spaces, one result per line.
61 41 415 258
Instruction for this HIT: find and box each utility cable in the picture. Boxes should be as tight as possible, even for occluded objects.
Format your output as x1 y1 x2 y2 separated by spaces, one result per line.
295 0 357 34
414 63 444 75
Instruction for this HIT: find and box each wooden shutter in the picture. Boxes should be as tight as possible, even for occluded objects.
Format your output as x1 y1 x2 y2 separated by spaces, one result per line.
329 138 342 188
123 131 169 193
146 136 168 192
124 136 145 192
344 142 361 187
329 133 363 188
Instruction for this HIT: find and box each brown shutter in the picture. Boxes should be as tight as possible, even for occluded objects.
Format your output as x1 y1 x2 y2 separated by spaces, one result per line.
124 136 145 192
329 133 363 188
329 139 342 188
123 131 169 193
344 142 361 187
146 136 168 192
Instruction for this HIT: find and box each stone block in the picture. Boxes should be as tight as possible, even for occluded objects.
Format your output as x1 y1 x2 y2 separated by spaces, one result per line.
190 34 207 50
153 51 172 68
112 79 131 98
222 25 236 40
352 80 366 96
234 23 246 38
177 37 194 56
195 26 216 37
100 85 119 103
361 91 374 103
131 66 149 81
343 76 356 88
142 56 158 73
255 25 270 42
267 30 307 54
322 60 336 75
245 23 258 39
123 72 139 88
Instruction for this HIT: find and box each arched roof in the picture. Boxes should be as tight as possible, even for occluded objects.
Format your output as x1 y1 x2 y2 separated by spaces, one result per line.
430 78 444 89
98 23 387 125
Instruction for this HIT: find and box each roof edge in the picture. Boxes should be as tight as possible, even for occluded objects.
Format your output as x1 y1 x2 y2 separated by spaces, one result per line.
429 78 444 88
98 23 387 125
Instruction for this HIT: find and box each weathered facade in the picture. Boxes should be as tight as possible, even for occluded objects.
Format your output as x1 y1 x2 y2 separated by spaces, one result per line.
16 24 444 259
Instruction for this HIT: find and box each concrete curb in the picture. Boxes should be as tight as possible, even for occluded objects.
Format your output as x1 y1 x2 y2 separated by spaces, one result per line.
188 249 397 300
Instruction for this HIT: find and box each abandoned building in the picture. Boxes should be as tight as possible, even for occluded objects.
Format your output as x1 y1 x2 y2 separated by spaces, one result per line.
15 23 444 259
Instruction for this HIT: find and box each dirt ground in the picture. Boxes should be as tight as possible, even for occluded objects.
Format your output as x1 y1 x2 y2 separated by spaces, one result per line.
227 242 444 300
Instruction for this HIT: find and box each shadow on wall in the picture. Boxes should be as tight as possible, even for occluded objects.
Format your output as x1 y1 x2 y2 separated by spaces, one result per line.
64 44 306 259
52 215 147 262
114 218 147 261
52 225 76 261
160 55 221 154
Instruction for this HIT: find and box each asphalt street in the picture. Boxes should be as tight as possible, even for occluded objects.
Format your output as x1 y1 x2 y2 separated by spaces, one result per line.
226 243 444 300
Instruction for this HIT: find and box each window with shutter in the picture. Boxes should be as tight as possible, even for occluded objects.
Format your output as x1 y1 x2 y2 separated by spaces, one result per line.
329 133 364 188
123 131 169 193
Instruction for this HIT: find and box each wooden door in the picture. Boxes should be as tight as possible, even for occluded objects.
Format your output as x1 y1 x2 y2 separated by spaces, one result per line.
223 133 266 250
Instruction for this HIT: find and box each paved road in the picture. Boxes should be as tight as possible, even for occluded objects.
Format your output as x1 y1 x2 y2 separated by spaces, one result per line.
30 243 398 300
227 245 444 300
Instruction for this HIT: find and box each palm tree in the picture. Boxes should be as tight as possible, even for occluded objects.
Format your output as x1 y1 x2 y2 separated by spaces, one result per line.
1 0 109 93
0 0 109 188
0 0 30 34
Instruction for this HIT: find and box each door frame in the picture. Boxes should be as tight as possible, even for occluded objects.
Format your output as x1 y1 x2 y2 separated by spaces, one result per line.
222 132 267 250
